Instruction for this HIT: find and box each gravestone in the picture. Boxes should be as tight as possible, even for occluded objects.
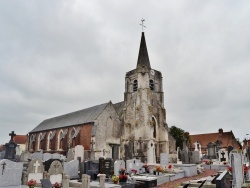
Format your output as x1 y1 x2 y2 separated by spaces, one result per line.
43 153 52 161
207 142 216 159
114 160 125 176
15 145 22 156
0 159 23 187
74 145 84 162
160 153 169 166
24 159 45 184
0 151 5 160
231 152 243 188
48 160 63 184
20 151 31 162
30 151 43 160
40 179 53 188
192 151 200 164
99 158 113 177
124 141 133 160
44 159 62 172
63 160 79 179
83 160 99 180
227 146 233 157
67 148 74 162
126 159 141 174
52 153 60 159
4 131 17 160
218 149 228 162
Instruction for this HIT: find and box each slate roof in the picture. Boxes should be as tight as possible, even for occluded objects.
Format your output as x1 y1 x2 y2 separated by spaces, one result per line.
189 129 241 150
136 32 151 69
30 102 110 133
113 101 124 116
13 135 27 144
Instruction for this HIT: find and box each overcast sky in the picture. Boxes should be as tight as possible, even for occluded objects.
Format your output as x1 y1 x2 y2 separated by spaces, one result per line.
1 1 250 145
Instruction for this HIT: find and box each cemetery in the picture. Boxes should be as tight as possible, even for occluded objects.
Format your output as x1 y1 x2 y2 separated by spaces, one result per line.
1 131 250 188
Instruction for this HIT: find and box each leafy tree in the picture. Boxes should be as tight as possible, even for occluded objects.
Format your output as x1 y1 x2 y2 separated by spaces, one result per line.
169 125 190 149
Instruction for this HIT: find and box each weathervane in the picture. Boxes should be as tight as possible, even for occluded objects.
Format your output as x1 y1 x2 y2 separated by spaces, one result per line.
140 18 146 32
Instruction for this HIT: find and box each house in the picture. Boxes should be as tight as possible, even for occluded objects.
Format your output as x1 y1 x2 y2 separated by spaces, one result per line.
189 128 241 155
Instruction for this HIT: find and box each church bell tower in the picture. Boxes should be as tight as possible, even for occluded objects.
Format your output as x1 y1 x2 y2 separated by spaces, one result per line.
121 32 169 163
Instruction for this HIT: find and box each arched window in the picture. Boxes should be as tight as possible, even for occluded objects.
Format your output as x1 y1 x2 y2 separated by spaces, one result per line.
133 80 138 92
47 131 52 151
149 80 154 91
37 133 43 150
57 130 64 150
152 117 156 138
70 129 76 148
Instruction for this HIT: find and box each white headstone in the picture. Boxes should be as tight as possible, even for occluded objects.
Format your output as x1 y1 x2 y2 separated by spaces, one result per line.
67 148 75 162
193 141 199 151
74 145 84 162
231 152 243 188
63 160 79 179
160 153 169 166
147 140 156 163
114 160 125 176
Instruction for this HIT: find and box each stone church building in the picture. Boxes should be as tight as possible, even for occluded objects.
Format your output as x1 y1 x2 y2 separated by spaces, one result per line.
28 32 175 163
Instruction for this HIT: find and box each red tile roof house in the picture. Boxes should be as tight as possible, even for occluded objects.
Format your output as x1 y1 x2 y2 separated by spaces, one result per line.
189 128 241 154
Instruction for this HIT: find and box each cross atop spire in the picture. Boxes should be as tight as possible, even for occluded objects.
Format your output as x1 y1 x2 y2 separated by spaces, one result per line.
140 18 146 32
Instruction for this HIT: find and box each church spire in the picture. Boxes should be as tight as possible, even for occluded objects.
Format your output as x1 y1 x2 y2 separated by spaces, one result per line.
136 32 151 69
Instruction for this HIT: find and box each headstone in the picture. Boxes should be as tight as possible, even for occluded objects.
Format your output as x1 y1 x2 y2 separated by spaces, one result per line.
124 141 133 160
227 146 233 157
147 140 156 163
218 149 228 162
192 151 200 164
48 160 63 184
52 153 61 159
20 151 31 162
83 160 99 180
0 159 23 187
4 131 17 160
114 160 125 176
160 153 169 166
193 141 199 151
63 160 79 179
15 145 22 156
207 142 216 159
231 152 243 188
0 151 5 160
66 148 74 162
43 153 52 161
126 159 141 174
40 179 53 188
25 159 44 184
30 151 43 160
74 145 84 162
99 158 113 177
44 159 62 172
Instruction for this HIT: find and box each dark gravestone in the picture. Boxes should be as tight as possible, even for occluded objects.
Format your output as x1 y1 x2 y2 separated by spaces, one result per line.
99 158 114 177
44 159 62 172
216 170 232 188
82 160 99 180
125 142 133 160
112 145 120 161
135 179 157 188
227 146 233 157
134 181 145 188
4 131 17 160
207 142 216 159
247 146 250 161
119 182 135 188
40 179 53 188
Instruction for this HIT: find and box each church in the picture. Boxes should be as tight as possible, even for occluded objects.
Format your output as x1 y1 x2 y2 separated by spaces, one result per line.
28 32 175 163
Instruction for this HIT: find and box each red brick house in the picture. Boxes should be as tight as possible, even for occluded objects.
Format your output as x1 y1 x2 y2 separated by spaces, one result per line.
189 128 241 154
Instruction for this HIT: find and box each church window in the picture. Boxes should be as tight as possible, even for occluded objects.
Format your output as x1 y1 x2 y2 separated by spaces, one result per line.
37 133 43 150
47 131 52 151
133 80 138 91
152 117 156 138
70 129 76 148
149 80 154 91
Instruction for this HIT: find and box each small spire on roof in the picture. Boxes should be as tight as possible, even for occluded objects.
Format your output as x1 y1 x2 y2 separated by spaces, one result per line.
136 31 151 69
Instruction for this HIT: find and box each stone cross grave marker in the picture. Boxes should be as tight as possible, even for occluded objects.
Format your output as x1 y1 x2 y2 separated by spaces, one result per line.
0 159 23 187
193 141 199 151
24 159 44 184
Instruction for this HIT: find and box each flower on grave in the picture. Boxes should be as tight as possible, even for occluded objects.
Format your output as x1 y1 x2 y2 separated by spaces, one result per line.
244 164 249 175
168 164 173 169
112 175 119 182
27 179 37 187
205 160 212 165
155 166 164 172
227 166 232 172
131 169 137 174
119 167 126 174
119 174 128 180
54 182 60 188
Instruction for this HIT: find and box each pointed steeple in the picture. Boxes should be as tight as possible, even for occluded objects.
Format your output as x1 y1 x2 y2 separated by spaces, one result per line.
136 32 151 69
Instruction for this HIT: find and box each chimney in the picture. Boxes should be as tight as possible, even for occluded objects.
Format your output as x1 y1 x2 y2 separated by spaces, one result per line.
218 128 223 134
